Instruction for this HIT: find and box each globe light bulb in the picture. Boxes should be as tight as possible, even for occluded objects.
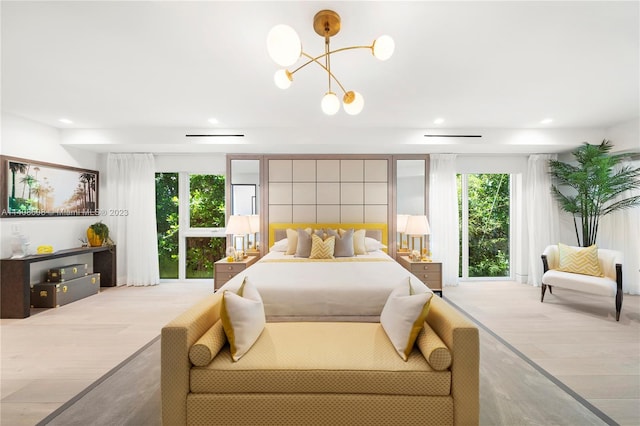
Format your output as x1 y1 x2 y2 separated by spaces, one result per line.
343 91 364 115
274 69 292 89
373 35 395 61
267 24 302 67
321 92 340 115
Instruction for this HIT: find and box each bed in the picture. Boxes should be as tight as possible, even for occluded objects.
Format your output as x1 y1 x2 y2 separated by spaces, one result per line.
217 222 432 322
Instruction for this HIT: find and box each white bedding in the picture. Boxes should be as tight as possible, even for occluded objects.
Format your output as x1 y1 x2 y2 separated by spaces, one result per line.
217 251 430 321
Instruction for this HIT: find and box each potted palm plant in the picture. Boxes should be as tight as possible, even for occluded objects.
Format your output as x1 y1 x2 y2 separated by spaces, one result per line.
548 139 640 247
87 221 110 247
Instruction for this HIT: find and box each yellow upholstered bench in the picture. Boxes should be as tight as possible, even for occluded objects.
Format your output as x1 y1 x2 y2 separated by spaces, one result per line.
161 293 479 426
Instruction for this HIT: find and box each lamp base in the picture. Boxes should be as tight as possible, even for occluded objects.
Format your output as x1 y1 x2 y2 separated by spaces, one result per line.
313 10 341 38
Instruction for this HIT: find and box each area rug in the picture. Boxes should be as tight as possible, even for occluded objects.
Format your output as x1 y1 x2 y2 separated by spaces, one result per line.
38 311 613 426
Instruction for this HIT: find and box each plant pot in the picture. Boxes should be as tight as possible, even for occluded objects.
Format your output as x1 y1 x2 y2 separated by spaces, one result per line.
87 228 103 247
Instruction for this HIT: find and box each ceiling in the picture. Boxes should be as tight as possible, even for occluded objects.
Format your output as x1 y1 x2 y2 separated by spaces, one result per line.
2 1 638 154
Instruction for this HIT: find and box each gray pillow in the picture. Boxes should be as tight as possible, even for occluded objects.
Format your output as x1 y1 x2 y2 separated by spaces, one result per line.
295 228 323 257
326 228 355 257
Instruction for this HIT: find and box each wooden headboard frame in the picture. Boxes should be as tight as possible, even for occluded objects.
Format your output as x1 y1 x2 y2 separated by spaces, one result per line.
269 223 388 251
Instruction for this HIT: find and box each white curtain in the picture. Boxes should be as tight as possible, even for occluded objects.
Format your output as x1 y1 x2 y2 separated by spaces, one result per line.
525 154 560 286
106 153 159 286
429 154 459 287
597 159 640 295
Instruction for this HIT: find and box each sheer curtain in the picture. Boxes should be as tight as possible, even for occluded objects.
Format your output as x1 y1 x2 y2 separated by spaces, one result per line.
525 154 560 286
429 154 459 287
106 153 159 286
597 158 640 295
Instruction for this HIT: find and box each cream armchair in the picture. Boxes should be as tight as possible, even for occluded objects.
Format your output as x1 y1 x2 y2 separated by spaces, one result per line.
541 245 623 321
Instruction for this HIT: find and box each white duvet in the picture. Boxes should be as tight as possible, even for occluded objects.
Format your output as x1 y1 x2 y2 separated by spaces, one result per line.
217 251 429 320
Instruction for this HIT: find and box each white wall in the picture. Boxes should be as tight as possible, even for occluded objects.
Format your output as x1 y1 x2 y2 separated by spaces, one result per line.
0 113 101 258
154 154 226 174
606 117 640 152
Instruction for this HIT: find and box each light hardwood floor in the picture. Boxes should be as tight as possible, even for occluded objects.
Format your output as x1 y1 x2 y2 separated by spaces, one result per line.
445 281 640 426
1 280 638 425
0 282 213 426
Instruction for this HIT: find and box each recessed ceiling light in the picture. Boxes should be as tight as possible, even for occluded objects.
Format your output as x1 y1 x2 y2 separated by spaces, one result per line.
207 118 219 125
433 118 445 125
58 118 73 124
540 118 553 124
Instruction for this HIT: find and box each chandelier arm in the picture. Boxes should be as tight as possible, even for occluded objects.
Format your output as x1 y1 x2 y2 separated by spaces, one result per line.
291 52 348 95
325 45 374 55
325 37 331 93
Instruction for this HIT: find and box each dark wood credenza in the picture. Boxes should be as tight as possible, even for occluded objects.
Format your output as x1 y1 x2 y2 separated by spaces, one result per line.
1 246 116 318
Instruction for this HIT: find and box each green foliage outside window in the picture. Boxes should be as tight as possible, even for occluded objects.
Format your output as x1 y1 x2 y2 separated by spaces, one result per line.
156 173 179 278
186 175 226 278
458 174 510 277
155 173 227 279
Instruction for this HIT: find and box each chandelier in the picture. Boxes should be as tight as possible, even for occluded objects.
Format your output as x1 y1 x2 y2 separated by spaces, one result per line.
266 9 395 116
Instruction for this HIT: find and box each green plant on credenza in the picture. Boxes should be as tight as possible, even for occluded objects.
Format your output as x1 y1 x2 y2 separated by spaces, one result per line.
87 221 110 247
548 139 640 247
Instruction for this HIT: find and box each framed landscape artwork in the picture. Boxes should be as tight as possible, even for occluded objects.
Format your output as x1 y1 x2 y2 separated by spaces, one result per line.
1 156 99 217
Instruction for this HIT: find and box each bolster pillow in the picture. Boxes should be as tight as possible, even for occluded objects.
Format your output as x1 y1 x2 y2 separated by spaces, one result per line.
416 322 452 371
189 320 227 366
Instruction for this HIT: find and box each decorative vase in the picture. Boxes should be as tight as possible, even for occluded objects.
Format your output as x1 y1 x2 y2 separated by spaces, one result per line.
87 228 103 247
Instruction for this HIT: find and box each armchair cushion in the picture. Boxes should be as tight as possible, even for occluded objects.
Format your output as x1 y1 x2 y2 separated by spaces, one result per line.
542 269 616 296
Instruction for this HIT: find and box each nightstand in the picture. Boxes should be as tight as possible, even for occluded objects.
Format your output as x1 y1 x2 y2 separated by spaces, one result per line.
397 256 443 296
214 256 259 290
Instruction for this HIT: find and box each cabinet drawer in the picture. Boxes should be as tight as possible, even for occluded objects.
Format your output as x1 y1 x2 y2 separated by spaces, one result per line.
423 279 443 291
413 272 441 282
214 273 237 289
409 263 441 273
216 263 246 273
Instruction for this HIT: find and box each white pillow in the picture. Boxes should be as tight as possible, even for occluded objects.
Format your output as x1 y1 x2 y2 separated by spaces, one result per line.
270 238 288 252
352 229 367 255
365 236 387 252
380 277 433 361
220 277 265 361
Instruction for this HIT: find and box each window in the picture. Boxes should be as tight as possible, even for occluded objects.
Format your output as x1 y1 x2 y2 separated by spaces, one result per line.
458 173 511 279
155 173 226 280
156 173 179 279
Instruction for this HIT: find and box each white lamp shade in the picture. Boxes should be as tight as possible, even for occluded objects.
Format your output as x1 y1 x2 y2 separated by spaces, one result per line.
405 215 430 236
274 69 292 89
373 35 395 61
267 24 302 67
225 215 251 235
321 92 340 115
248 215 260 233
343 91 364 115
397 214 409 233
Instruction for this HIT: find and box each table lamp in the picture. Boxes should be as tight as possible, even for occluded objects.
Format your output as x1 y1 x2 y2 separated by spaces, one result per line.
397 214 409 252
225 215 251 254
405 215 431 258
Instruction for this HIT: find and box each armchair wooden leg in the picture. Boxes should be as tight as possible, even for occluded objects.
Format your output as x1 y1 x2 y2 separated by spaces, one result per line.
616 290 623 321
541 284 547 302
548 286 552 294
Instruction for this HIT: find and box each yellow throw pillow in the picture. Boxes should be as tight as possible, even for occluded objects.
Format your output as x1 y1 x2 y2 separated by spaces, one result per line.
380 277 434 361
309 234 335 259
557 243 603 277
189 320 227 366
220 277 265 361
